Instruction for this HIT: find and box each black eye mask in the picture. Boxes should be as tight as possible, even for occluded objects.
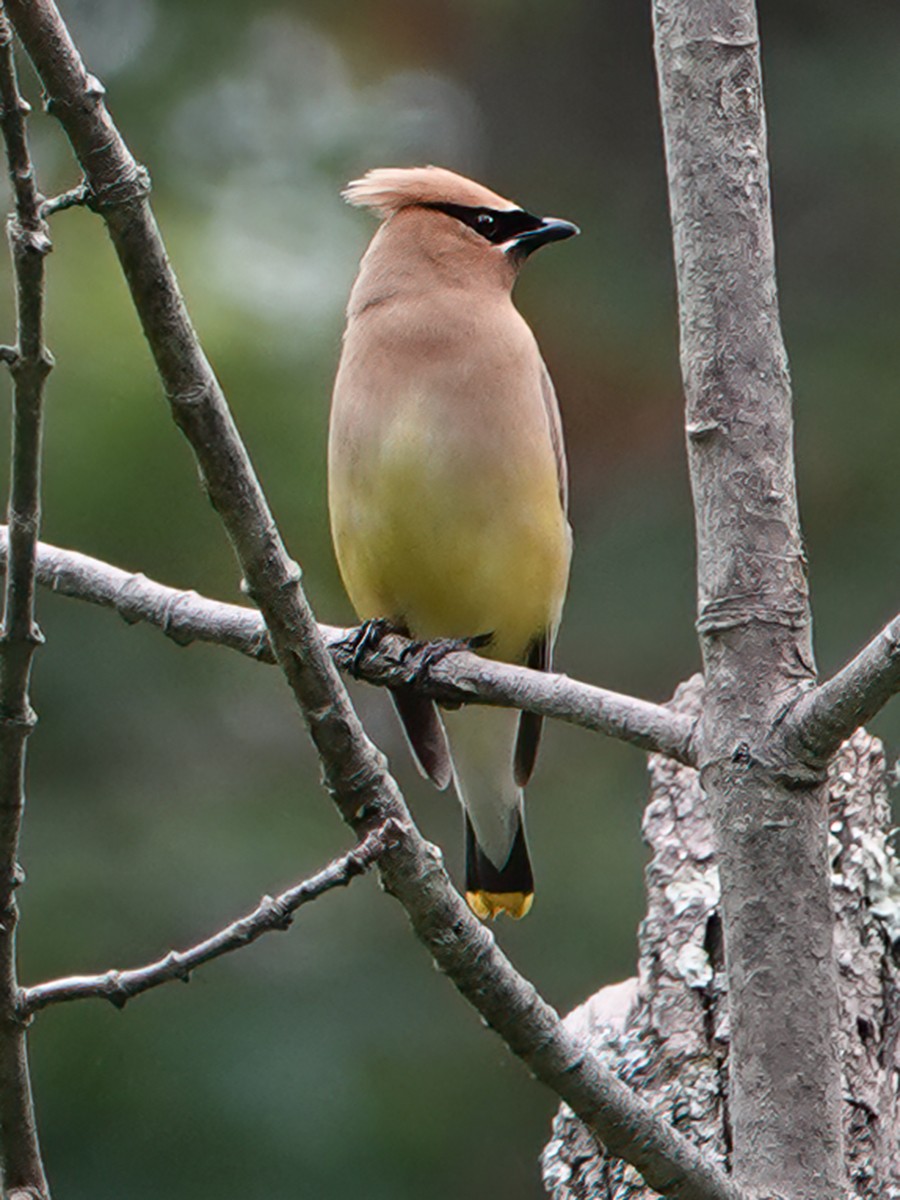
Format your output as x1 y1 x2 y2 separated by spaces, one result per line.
426 202 544 246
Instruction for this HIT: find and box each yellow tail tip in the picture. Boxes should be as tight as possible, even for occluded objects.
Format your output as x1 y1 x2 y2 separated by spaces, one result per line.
466 890 534 921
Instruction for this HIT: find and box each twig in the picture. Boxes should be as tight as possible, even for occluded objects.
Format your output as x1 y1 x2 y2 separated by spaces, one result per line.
0 528 697 764
21 824 394 1015
782 612 900 763
40 180 88 217
7 4 741 1197
0 10 51 1198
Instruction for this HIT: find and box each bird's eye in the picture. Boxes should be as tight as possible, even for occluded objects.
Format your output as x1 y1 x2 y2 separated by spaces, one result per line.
475 212 496 235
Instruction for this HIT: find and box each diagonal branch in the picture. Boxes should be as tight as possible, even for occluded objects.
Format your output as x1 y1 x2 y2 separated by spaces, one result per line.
20 823 394 1015
0 528 697 764
0 11 52 1199
6 4 738 1198
782 612 900 763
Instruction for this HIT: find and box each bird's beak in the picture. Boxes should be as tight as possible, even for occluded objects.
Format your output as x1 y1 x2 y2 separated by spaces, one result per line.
506 215 580 256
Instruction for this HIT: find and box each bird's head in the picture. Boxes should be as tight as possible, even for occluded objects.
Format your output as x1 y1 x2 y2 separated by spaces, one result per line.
343 165 578 295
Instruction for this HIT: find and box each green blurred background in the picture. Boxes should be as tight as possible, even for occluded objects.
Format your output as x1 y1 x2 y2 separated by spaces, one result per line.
1 0 898 1195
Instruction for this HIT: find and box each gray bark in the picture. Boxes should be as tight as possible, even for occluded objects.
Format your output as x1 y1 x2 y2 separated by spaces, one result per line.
543 679 900 1199
0 12 52 1198
652 1 845 1194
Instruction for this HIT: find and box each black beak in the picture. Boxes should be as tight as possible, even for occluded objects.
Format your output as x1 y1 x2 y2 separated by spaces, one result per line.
508 215 580 256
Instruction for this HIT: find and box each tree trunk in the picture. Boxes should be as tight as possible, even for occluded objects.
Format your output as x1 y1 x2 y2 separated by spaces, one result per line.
542 678 900 1198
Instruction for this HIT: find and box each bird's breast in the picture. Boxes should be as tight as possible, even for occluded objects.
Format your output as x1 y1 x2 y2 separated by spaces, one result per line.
329 314 570 662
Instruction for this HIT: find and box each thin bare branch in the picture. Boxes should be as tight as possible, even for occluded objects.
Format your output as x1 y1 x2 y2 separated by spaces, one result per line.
3 529 281 659
6 4 739 1196
0 10 51 1197
0 528 697 764
783 612 900 763
21 824 393 1015
39 181 88 217
334 636 698 764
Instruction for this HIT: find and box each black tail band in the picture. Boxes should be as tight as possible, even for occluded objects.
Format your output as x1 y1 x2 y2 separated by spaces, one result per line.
464 811 534 896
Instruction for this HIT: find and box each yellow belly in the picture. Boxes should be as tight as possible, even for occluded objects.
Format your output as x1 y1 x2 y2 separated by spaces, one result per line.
330 396 570 664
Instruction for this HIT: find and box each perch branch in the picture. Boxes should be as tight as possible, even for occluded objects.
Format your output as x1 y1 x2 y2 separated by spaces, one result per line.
783 612 900 762
0 10 51 1198
20 824 393 1015
7 3 740 1196
0 528 696 764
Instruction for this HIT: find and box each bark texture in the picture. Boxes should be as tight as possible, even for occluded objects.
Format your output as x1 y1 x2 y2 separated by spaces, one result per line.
0 12 52 1197
652 2 845 1194
543 679 900 1199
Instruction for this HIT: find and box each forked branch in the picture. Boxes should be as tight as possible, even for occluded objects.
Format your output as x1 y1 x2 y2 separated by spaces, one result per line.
784 612 900 763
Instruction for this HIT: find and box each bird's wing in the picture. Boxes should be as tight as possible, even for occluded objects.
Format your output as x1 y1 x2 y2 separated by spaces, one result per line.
514 635 550 787
391 686 453 790
513 362 569 786
540 358 569 517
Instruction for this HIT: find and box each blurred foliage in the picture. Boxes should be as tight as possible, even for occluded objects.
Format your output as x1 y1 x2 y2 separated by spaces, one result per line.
0 0 898 1196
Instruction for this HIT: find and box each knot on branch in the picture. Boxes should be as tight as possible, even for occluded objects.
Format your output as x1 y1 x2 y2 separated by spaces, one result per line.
0 705 37 733
159 588 202 646
255 894 293 932
43 72 105 116
169 381 217 413
15 347 54 382
11 986 33 1028
82 163 152 213
114 571 152 625
7 213 51 257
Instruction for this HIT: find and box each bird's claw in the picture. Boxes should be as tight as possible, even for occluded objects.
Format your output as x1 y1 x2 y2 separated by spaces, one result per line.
335 618 399 677
401 631 493 686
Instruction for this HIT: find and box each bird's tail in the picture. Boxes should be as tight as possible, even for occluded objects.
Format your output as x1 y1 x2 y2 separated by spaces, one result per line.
442 705 534 920
464 809 533 920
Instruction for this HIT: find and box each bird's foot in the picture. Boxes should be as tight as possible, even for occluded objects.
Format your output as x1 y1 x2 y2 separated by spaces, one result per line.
401 631 493 686
335 618 402 677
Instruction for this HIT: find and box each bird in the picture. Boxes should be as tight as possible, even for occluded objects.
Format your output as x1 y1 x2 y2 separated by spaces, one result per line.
328 166 576 920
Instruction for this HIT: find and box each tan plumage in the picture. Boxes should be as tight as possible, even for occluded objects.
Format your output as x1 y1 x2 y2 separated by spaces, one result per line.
329 166 576 919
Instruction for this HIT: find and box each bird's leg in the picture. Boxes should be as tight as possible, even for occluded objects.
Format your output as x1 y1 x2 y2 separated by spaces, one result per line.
334 617 403 677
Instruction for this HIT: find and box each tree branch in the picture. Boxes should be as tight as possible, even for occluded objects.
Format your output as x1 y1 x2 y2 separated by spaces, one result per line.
782 612 900 763
20 824 394 1015
6 3 740 1197
0 11 51 1198
0 527 697 764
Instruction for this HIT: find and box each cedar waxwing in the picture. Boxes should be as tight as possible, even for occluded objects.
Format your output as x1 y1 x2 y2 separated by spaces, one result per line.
329 166 576 919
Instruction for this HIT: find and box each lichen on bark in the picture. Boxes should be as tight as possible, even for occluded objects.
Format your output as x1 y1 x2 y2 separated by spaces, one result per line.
543 678 900 1199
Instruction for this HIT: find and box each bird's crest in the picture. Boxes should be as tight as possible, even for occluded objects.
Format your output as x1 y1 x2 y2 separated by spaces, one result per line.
342 166 519 218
